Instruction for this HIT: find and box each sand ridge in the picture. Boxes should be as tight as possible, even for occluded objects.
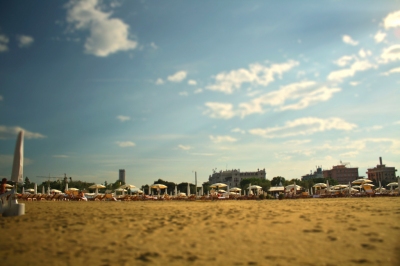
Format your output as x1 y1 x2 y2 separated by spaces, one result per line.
1 198 399 266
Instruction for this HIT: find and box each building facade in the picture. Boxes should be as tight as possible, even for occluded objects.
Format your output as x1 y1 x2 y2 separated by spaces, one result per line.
323 164 359 184
119 169 126 183
366 157 397 182
301 166 324 181
208 168 266 188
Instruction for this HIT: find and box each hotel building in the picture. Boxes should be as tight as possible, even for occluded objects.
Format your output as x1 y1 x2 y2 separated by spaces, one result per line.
323 164 359 184
366 157 397 182
208 168 266 188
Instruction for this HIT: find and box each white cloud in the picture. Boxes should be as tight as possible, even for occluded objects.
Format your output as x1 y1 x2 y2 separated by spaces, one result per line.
178 144 191 150
204 81 341 119
194 88 203 94
342 35 358 46
116 115 130 122
381 67 400 76
0 34 9 52
358 49 371 58
0 126 46 140
150 42 158 49
116 141 135 147
231 128 246 134
209 135 238 143
327 59 375 82
16 35 34 48
374 30 386 43
155 78 164 85
167 71 187 82
380 44 400 63
206 60 299 94
53 155 69 158
178 91 188 96
66 0 137 57
349 81 360 86
383 10 400 29
334 55 354 67
203 102 236 119
366 125 383 131
188 79 197 86
248 117 357 138
339 151 359 158
283 139 311 145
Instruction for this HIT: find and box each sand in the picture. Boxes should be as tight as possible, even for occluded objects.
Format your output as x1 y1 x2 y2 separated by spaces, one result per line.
1 197 399 266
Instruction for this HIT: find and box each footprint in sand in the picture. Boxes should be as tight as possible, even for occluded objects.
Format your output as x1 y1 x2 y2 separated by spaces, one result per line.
361 243 376 250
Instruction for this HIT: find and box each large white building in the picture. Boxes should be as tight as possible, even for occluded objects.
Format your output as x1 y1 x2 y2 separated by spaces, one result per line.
207 168 266 188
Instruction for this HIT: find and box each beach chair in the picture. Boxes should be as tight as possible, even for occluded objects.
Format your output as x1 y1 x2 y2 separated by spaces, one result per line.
103 193 117 201
363 185 375 197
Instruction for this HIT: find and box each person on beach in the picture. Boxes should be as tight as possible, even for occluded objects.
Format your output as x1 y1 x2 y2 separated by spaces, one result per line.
0 178 7 194
78 191 87 201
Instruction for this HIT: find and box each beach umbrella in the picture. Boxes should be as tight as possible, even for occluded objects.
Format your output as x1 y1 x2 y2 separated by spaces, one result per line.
352 178 372 184
47 186 50 195
210 183 227 189
42 186 45 194
187 183 190 196
68 188 79 191
148 186 151 195
294 180 296 195
248 183 251 195
386 182 399 187
175 185 177 196
218 189 226 193
5 184 14 188
230 187 241 192
65 182 68 192
34 183 37 194
50 189 61 193
22 187 25 194
26 188 34 193
89 184 106 195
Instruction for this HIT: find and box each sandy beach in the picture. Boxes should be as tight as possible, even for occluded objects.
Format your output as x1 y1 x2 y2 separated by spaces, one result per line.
1 197 399 266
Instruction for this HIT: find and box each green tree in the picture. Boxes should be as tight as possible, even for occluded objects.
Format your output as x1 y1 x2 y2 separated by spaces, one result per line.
271 176 285 186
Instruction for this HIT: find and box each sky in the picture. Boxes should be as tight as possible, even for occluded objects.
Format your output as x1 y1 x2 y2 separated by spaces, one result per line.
1 0 399 188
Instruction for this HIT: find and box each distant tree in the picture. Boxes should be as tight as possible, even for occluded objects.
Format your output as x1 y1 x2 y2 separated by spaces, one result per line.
24 176 31 186
240 178 271 192
271 176 285 186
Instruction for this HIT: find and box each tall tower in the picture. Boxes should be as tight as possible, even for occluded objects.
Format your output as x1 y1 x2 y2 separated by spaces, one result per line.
119 169 126 183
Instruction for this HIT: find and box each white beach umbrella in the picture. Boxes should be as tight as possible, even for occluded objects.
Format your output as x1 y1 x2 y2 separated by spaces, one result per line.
50 189 61 193
379 181 382 194
148 186 151 195
175 185 177 196
42 186 45 194
34 183 37 194
89 184 106 195
230 187 241 192
47 186 50 195
187 183 190 196
65 182 68 192
26 188 35 193
326 180 330 191
352 178 372 184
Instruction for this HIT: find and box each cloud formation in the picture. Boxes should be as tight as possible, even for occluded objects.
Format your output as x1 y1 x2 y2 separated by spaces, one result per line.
383 10 400 29
374 30 386 43
178 144 191 150
204 81 341 119
0 34 9 52
16 35 34 48
380 44 400 63
328 59 375 82
342 35 358 46
381 67 400 76
155 78 164 85
116 115 130 122
248 117 357 138
209 135 238 143
116 141 136 147
0 126 46 140
66 0 137 57
167 71 187 82
206 60 299 94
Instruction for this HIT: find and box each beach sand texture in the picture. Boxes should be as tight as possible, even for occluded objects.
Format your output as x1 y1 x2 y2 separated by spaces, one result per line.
1 197 399 266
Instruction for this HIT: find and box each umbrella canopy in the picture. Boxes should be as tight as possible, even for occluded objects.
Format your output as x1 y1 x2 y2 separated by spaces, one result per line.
50 189 62 193
313 183 327 188
132 189 143 194
5 184 14 188
25 188 35 192
218 189 226 193
285 184 302 190
150 184 167 189
115 188 127 192
120 184 136 189
210 183 227 188
89 184 106 195
386 182 399 187
178 192 186 197
67 188 79 191
352 178 372 184
249 185 262 189
229 187 241 192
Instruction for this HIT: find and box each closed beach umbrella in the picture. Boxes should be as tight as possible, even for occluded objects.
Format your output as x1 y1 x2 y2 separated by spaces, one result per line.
65 182 68 192
42 186 45 194
187 183 190 196
22 187 25 194
175 185 177 196
34 183 37 194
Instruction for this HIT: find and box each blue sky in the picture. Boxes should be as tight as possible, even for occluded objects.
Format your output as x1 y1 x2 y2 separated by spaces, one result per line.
1 0 399 187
